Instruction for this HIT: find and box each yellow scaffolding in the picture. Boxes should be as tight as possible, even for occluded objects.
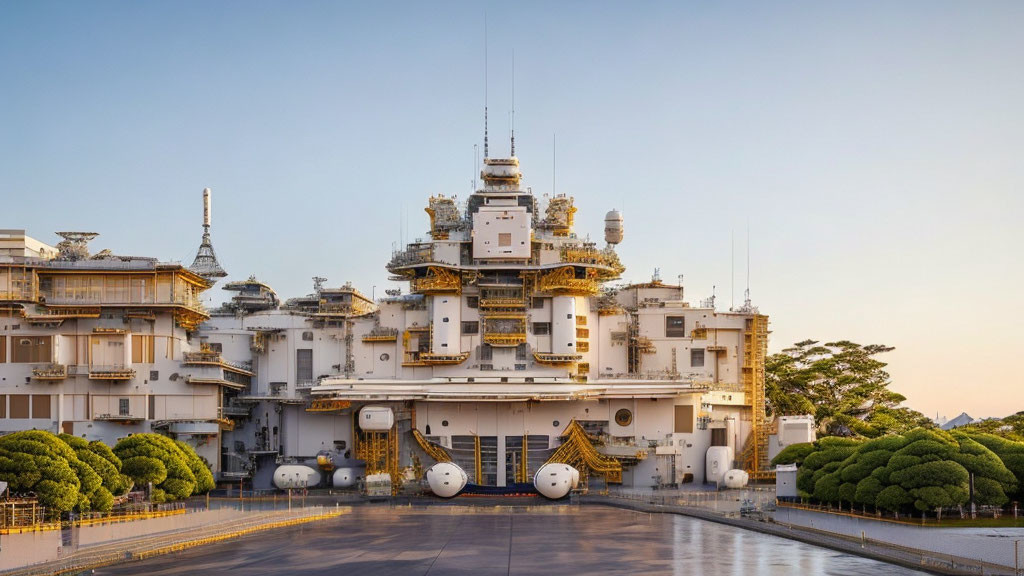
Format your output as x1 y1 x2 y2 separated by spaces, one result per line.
411 428 452 463
544 420 623 489
355 425 402 495
740 314 770 478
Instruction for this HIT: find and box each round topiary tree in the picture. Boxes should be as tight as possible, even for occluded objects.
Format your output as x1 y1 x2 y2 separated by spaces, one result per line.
174 440 214 495
965 433 1024 501
115 434 211 502
0 430 98 515
58 434 131 511
771 442 816 467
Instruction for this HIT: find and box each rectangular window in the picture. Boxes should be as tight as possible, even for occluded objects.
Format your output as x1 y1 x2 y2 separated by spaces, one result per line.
0 395 5 418
666 316 686 338
207 342 223 353
674 405 694 434
302 331 313 341
467 296 479 309
461 321 479 335
515 343 528 361
498 233 512 247
532 322 551 335
32 395 50 419
13 336 51 363
531 298 544 309
10 395 29 419
478 344 493 361
131 335 155 364
0 335 5 362
118 398 129 417
296 349 313 383
691 348 705 367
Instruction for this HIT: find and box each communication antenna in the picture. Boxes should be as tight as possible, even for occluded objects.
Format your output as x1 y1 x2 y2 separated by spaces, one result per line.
483 13 489 159
510 48 515 157
744 222 752 308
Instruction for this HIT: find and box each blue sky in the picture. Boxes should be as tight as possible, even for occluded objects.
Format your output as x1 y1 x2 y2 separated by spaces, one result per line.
2 1 1022 418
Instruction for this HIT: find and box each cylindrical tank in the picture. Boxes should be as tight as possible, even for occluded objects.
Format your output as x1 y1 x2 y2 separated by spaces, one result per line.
273 465 322 490
358 406 394 431
533 463 580 499
724 417 736 455
551 296 576 354
705 446 734 484
431 295 461 354
426 462 469 498
604 209 623 245
332 467 357 488
723 469 749 489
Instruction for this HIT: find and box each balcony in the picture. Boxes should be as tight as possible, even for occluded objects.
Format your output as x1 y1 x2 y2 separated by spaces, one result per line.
219 403 252 417
479 297 526 309
362 327 400 342
88 365 136 380
32 364 67 380
483 332 527 347
533 352 582 366
409 266 461 294
182 351 254 375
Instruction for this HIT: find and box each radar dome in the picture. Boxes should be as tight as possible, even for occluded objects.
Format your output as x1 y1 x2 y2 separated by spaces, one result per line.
273 465 321 490
533 463 580 499
604 210 624 245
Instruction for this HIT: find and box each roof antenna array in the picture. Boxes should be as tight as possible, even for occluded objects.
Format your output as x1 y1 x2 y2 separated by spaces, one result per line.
510 48 515 157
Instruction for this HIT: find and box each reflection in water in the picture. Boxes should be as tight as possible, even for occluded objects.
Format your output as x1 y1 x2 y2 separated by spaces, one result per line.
98 506 928 576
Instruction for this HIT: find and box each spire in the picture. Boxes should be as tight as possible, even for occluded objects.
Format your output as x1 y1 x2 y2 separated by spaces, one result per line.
189 187 228 280
483 12 489 159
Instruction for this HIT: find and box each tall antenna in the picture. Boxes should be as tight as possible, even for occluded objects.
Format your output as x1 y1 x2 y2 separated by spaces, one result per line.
731 229 735 310
483 13 489 159
744 221 752 308
510 48 515 157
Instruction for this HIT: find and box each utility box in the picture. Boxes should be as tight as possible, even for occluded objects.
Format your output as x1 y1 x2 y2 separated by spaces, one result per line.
776 463 798 499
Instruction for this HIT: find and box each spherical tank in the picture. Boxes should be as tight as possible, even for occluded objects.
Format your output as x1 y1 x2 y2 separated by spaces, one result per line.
533 463 580 499
273 465 322 490
426 462 468 498
332 467 357 488
604 209 623 245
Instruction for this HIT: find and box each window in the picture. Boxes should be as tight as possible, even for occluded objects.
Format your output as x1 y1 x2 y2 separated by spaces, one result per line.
0 336 5 363
691 348 705 367
498 233 512 247
674 405 694 433
118 398 129 417
207 342 223 353
10 395 29 419
531 298 544 309
532 322 551 335
666 316 686 338
478 344 493 361
515 343 529 361
442 317 449 323
461 321 479 335
131 335 155 363
467 296 479 309
0 395 5 418
13 336 51 363
296 349 313 383
32 395 50 419
302 331 313 341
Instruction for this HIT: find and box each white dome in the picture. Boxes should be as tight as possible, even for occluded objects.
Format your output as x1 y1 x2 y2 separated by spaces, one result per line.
533 463 579 499
604 209 624 244
332 467 357 488
723 469 750 489
273 465 321 490
426 462 468 498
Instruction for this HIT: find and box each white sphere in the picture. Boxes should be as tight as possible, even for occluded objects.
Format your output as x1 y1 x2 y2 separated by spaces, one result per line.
533 463 579 499
426 462 468 498
273 465 321 490
604 209 624 245
723 469 750 489
332 467 357 488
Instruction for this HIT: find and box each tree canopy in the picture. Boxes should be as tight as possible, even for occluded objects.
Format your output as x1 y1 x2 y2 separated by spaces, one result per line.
0 431 114 515
776 428 1021 513
114 434 212 502
766 340 932 437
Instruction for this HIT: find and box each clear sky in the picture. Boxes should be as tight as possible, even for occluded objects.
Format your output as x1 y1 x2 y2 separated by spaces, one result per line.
2 1 1021 419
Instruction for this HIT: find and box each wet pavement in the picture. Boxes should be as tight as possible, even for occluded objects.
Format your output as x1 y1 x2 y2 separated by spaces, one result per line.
94 505 929 575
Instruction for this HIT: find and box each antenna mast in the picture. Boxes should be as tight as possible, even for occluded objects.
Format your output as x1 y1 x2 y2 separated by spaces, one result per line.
483 13 489 159
510 48 515 157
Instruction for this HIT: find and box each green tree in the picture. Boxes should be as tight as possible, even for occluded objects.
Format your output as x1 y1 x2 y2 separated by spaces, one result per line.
115 434 211 502
0 431 95 515
59 434 131 507
766 340 932 437
965 433 1024 500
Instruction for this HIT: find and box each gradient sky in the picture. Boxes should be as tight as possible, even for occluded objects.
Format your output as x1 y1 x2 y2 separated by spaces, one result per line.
2 1 1021 419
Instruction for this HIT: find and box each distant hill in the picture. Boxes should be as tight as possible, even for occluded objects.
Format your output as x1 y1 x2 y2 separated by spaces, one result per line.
956 411 1024 441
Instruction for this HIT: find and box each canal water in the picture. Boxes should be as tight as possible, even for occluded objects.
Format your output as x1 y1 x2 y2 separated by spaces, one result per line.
95 505 928 575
